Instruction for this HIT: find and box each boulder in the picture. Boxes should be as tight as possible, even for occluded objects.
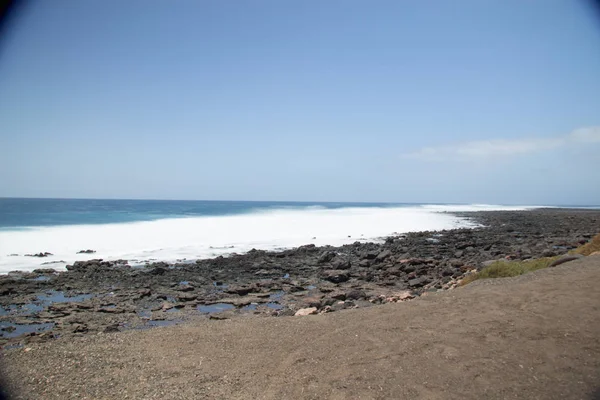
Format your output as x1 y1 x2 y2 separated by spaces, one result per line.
322 270 350 284
376 250 392 262
294 307 318 316
25 252 53 258
346 289 366 300
76 249 96 254
32 268 56 274
177 293 197 302
318 251 336 263
408 276 427 288
331 258 351 270
177 284 195 292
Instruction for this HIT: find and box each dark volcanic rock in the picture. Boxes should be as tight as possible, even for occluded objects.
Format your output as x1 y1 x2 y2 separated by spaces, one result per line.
1 208 599 343
25 252 53 258
346 289 367 300
77 249 96 254
408 277 427 288
322 270 350 284
318 251 336 264
331 258 351 270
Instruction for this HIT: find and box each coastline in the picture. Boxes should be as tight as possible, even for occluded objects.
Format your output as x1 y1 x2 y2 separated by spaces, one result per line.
0 208 599 347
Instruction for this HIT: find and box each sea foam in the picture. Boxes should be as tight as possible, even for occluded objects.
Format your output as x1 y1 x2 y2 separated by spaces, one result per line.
0 204 534 273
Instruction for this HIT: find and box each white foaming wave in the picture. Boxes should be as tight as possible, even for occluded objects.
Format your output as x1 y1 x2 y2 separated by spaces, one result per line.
0 204 515 273
419 204 544 212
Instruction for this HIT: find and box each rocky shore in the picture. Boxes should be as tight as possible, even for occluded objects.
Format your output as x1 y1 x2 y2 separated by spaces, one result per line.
1 208 599 347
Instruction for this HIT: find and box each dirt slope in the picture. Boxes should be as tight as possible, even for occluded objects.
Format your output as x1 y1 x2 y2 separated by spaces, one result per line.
3 256 600 400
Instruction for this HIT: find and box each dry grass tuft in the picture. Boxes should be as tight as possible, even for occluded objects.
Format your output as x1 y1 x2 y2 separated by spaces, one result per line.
571 233 600 256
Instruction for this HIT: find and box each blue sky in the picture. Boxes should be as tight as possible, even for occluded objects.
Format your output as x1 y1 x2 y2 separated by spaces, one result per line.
1 0 599 205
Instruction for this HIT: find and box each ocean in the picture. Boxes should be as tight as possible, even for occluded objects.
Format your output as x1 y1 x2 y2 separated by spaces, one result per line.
0 198 537 273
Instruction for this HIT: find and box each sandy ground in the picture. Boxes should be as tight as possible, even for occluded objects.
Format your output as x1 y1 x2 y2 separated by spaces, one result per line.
2 256 600 400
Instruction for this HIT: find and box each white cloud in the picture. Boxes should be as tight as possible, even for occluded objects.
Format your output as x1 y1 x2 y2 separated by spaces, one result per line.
404 126 600 161
567 127 600 143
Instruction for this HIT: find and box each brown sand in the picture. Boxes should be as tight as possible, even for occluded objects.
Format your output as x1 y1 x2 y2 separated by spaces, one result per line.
3 256 600 399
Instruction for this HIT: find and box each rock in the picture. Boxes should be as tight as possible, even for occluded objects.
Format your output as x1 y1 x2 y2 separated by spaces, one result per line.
408 276 427 288
301 296 323 308
322 270 350 284
225 285 253 296
161 302 175 311
98 306 125 313
25 252 53 258
542 249 556 257
441 268 454 276
177 284 195 292
548 254 585 267
72 323 88 333
138 288 152 297
177 293 197 302
103 324 120 333
76 249 96 254
590 251 600 257
358 260 371 268
66 259 112 272
399 264 416 273
318 251 336 263
363 252 378 260
149 266 168 275
396 291 415 300
376 250 392 261
331 258 351 270
330 291 347 301
32 268 57 274
294 307 318 316
346 289 366 300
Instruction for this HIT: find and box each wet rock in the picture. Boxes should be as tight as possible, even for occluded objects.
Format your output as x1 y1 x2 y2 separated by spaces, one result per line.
25 252 53 258
322 270 350 284
32 268 57 274
294 307 317 316
76 249 96 254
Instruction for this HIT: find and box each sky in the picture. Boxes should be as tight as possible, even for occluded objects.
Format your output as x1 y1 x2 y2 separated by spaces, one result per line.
1 0 599 205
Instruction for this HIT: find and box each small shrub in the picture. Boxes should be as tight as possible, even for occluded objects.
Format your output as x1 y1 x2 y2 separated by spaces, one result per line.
460 257 557 286
572 233 600 256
